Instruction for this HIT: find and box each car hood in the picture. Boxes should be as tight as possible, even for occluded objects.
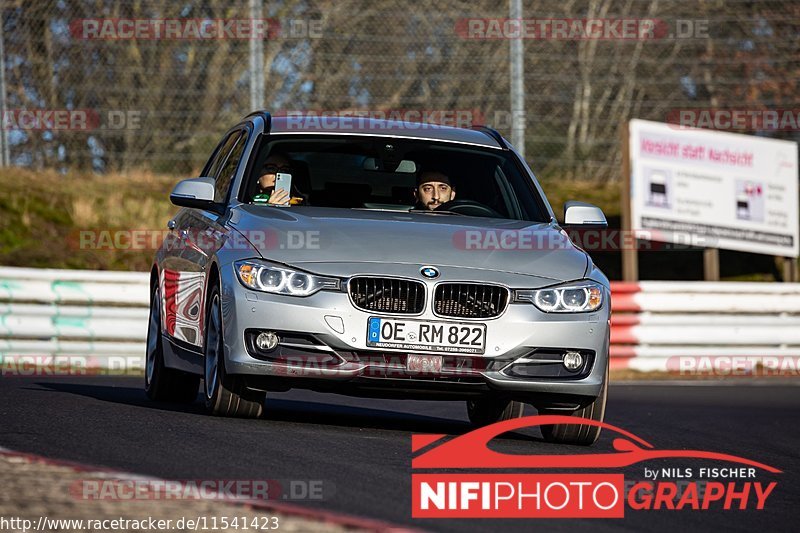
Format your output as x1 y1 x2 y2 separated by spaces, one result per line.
228 205 588 284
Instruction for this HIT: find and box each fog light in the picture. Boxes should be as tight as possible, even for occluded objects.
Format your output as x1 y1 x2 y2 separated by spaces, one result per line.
255 331 279 352
563 351 583 371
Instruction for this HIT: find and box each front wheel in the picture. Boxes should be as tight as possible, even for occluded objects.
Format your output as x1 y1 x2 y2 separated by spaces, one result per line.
538 363 608 446
203 285 265 418
466 397 525 426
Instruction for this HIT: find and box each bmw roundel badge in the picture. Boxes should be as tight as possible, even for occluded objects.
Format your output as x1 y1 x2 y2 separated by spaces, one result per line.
421 266 440 279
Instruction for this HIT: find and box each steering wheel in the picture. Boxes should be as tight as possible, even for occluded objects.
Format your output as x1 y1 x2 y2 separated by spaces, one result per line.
435 199 504 218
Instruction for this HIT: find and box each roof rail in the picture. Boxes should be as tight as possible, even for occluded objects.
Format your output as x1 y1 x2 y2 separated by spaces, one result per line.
470 125 509 149
244 110 272 132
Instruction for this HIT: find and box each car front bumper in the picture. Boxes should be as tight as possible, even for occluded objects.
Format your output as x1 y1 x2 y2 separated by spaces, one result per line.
220 266 610 404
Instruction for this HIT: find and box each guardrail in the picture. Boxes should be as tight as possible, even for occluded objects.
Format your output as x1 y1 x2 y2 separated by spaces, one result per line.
1 267 799 375
610 281 800 372
0 267 149 361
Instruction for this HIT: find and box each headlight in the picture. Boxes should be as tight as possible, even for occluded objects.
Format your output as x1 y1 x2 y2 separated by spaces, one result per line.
514 280 604 313
235 260 340 297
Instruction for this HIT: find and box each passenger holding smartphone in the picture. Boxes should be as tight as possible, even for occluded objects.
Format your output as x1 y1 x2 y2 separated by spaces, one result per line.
255 152 294 205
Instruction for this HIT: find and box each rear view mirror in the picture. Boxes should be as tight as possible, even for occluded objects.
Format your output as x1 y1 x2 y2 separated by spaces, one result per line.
170 177 216 209
563 201 607 227
362 157 417 173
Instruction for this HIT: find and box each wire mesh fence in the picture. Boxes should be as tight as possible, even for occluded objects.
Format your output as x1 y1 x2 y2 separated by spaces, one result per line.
1 0 798 180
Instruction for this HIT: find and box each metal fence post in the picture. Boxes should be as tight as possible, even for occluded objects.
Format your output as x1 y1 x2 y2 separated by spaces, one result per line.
249 0 265 112
509 0 525 159
0 7 10 167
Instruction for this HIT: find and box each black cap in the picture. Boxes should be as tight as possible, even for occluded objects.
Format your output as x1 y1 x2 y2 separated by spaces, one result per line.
416 170 452 187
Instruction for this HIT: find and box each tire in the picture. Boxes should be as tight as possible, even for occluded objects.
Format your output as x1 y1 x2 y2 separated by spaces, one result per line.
539 362 609 446
144 284 200 403
203 284 265 418
466 397 525 426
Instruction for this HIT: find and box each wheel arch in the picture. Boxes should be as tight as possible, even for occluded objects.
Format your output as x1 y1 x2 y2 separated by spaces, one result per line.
202 260 223 350
206 260 221 301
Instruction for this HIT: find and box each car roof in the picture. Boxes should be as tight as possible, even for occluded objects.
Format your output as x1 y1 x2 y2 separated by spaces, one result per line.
246 112 505 150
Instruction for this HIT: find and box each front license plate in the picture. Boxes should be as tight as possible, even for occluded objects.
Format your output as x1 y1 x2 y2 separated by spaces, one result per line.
366 317 486 354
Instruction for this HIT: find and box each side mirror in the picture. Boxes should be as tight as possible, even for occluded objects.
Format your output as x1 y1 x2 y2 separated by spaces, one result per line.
563 201 607 227
170 177 216 209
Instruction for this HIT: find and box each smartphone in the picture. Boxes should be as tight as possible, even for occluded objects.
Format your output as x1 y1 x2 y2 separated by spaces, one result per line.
274 172 292 200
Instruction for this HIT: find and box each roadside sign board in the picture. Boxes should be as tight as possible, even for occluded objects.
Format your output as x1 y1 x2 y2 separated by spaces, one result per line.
629 119 799 257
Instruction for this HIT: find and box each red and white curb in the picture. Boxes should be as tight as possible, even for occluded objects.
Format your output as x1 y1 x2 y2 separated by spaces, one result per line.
0 446 419 533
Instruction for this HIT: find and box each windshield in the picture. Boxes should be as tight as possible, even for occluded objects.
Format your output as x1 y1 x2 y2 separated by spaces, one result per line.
243 135 550 222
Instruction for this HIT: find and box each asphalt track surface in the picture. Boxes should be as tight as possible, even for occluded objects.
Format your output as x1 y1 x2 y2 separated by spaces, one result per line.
0 376 796 532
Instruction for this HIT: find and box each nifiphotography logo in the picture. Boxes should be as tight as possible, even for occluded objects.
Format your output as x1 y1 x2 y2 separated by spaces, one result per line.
411 416 780 518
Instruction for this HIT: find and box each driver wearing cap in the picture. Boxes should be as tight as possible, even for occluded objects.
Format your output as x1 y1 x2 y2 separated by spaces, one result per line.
414 170 456 210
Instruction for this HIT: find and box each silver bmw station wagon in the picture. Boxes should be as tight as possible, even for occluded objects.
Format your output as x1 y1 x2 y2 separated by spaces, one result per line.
145 111 610 445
